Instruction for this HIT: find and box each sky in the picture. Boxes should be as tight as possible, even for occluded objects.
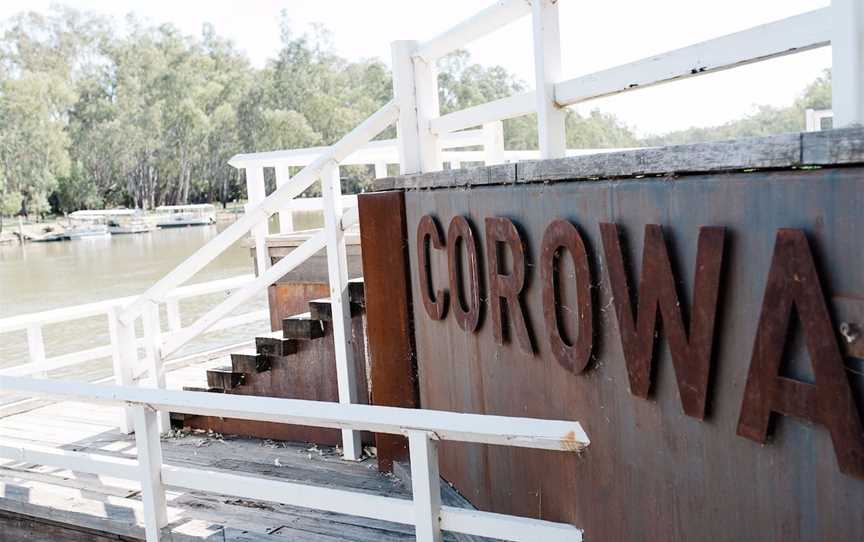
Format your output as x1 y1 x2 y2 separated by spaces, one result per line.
0 0 833 137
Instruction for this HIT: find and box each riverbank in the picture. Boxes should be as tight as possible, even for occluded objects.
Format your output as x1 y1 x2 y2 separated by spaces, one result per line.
0 203 247 243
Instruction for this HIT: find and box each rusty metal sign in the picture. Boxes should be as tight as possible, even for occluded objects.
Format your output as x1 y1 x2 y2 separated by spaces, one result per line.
393 167 864 541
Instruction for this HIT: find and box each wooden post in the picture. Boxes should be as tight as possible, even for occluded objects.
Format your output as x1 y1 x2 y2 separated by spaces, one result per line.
275 165 294 233
108 305 135 433
26 324 46 379
531 0 566 158
374 161 388 179
142 301 170 432
832 0 864 127
483 121 506 165
132 405 168 542
358 191 419 472
409 431 442 542
165 299 182 333
321 161 362 460
392 40 442 174
245 166 270 274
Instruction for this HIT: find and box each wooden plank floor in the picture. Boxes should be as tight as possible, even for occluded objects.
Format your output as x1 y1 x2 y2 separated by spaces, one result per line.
0 356 486 541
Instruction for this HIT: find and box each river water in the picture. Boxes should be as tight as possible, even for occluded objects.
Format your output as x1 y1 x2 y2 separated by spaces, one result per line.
0 223 272 377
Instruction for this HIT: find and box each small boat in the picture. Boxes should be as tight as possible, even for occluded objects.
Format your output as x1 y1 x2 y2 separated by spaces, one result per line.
66 212 111 239
69 209 153 235
156 204 217 228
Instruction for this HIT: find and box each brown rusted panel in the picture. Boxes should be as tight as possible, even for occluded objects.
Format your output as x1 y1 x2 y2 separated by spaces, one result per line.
484 216 534 354
181 313 372 446
737 228 864 479
447 215 483 333
600 223 726 419
404 168 864 542
358 191 419 472
267 282 330 331
417 214 449 321
540 219 594 373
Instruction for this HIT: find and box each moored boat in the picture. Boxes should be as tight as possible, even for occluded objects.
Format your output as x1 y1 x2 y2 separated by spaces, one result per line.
156 204 217 228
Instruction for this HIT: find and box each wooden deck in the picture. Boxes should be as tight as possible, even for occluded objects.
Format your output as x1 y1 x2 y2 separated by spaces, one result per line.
0 357 485 541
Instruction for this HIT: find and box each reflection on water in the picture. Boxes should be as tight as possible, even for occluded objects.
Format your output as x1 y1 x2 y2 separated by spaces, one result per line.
0 223 269 376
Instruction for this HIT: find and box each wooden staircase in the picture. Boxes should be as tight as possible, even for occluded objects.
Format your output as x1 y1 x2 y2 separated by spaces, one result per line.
172 278 372 446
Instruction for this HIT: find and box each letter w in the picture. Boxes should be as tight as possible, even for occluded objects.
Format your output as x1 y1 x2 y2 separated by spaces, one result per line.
600 224 726 419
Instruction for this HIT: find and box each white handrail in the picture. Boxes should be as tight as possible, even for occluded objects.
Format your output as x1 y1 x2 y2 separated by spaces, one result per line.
120 100 399 326
554 8 832 107
0 375 588 542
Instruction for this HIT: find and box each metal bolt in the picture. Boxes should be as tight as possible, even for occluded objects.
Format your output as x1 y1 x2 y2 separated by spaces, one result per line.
839 322 860 344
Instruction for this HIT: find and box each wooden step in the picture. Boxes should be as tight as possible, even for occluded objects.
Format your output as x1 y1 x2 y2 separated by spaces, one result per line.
282 313 325 340
206 367 246 390
308 297 362 322
230 350 273 374
255 336 298 357
348 277 365 305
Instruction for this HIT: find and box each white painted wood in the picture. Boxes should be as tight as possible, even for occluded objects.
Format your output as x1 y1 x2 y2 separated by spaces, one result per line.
429 91 536 136
0 437 140 481
132 406 168 542
555 8 832 107
246 165 270 275
321 161 362 460
393 40 423 175
165 299 182 333
414 0 532 62
439 506 583 542
25 324 47 378
0 377 590 452
275 165 294 233
532 0 566 159
162 464 413 525
228 130 483 169
122 100 398 326
482 121 506 165
286 195 358 212
0 274 256 334
142 302 170 432
161 231 326 357
108 305 134 433
831 0 864 127
414 56 443 173
374 161 388 179
409 432 443 542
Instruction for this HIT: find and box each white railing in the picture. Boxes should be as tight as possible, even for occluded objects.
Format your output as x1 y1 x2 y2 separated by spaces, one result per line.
2 1 861 539
0 375 589 542
0 274 267 381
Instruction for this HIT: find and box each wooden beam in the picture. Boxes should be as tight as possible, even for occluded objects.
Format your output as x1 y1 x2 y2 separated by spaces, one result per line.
554 8 831 107
832 0 864 127
358 191 419 471
531 0 566 159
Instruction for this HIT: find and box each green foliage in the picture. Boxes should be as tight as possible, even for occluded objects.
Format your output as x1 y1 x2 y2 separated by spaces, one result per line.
645 69 832 146
0 6 835 219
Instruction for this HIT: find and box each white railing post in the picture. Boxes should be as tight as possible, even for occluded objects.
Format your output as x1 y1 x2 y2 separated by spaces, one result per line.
531 0 566 158
275 165 294 233
392 40 442 174
409 431 443 542
832 0 864 127
132 405 168 542
245 166 270 274
321 161 362 460
25 324 46 378
108 305 135 433
483 121 506 165
142 301 170 431
374 161 388 179
165 300 182 333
